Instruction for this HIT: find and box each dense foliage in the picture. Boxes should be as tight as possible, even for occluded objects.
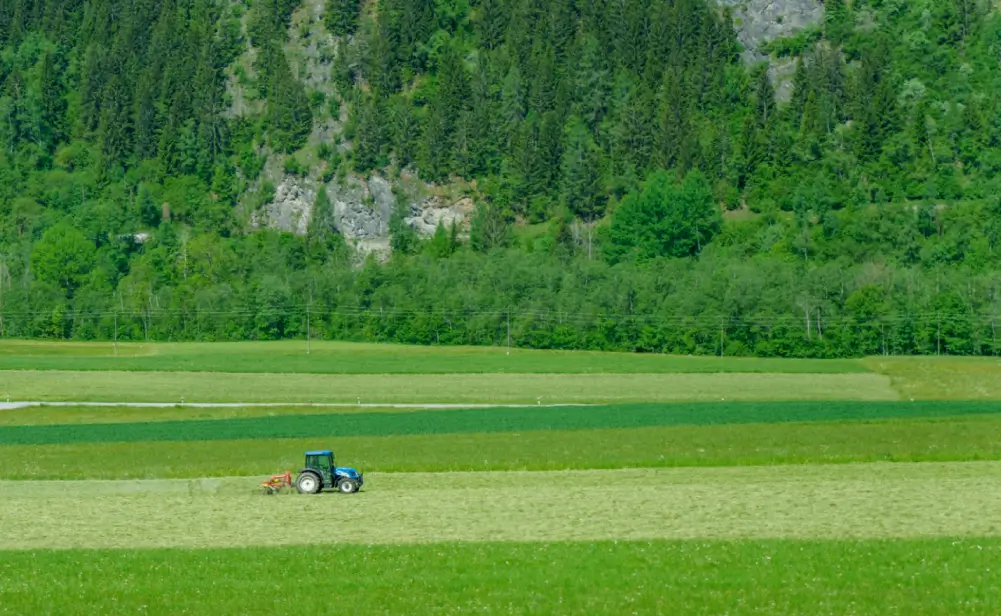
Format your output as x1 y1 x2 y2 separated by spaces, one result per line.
2 0 1001 356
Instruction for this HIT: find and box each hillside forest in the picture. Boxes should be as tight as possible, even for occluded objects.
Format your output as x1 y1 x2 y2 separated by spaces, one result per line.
2 0 1001 357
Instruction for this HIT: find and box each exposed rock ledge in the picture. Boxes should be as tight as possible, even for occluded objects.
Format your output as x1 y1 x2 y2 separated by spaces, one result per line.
256 174 474 253
716 0 825 101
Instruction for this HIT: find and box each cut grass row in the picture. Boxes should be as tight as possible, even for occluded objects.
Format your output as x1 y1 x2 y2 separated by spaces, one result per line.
863 356 1001 400
0 339 871 374
0 403 420 426
5 414 1001 479
4 539 999 615
6 341 1001 401
2 463 1001 550
0 370 898 403
3 401 1001 446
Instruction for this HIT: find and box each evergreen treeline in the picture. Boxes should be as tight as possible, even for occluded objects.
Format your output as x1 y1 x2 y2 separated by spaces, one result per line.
1 0 1001 357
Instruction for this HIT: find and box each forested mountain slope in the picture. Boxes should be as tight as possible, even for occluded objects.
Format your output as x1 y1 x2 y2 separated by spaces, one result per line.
1 0 1001 357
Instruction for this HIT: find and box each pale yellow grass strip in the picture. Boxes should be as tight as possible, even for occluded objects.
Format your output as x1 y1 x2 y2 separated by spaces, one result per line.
863 357 1001 400
1 461 998 550
0 370 899 403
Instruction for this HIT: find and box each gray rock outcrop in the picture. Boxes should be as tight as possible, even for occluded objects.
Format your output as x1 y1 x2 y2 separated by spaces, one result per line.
324 175 393 240
405 197 475 236
717 0 825 101
718 0 824 60
318 174 473 241
256 176 316 236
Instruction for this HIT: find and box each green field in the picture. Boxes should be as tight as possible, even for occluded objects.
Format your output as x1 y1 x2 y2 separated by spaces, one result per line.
0 369 898 403
8 401 1001 446
0 339 870 374
2 341 1001 404
3 341 1001 613
864 356 1001 400
2 462 1000 549
9 414 1001 482
4 540 999 615
0 403 415 426
5 413 1001 479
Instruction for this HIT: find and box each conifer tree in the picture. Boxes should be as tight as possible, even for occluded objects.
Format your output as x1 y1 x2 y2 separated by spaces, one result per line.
428 221 453 258
478 0 507 50
38 50 65 151
266 45 312 153
560 117 606 223
353 95 386 172
325 0 361 37
823 0 851 44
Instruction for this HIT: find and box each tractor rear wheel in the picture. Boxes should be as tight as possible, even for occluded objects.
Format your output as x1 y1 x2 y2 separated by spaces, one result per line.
337 478 358 494
296 472 321 494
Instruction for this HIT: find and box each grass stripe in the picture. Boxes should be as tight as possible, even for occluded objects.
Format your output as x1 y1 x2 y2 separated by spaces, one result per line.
3 463 1001 550
0 370 897 404
0 404 436 426
0 339 871 374
3 401 1001 446
4 414 1001 480
2 539 998 615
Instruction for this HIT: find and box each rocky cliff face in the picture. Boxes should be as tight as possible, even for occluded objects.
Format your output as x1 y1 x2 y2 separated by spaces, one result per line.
717 0 825 101
326 174 392 240
253 0 822 250
257 170 473 257
405 196 475 237
719 0 824 58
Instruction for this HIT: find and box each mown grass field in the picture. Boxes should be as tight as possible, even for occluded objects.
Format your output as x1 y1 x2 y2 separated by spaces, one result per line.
4 540 999 615
2 341 1001 404
2 462 1000 549
0 403 417 426
863 356 1001 400
0 369 899 403
0 339 870 374
3 341 1001 613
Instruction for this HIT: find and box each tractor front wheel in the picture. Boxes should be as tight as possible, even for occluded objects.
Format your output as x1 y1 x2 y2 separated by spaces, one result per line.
296 472 321 494
337 478 358 494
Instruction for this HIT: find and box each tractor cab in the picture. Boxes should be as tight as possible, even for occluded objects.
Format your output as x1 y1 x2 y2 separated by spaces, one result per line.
295 450 364 494
305 450 335 482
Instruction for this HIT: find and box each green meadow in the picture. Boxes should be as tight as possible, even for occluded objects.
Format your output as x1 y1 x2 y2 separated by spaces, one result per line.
3 340 1001 613
4 540 999 615
0 369 897 403
0 339 870 373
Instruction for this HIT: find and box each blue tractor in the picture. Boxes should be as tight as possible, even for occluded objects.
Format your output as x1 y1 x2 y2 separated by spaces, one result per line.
295 450 364 494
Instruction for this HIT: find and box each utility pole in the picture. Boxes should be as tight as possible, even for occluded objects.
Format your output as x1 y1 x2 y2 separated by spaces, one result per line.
306 303 311 355
114 310 118 357
506 310 511 355
937 314 942 356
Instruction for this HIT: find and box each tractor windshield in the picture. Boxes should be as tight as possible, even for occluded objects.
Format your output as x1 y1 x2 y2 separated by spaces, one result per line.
306 454 333 471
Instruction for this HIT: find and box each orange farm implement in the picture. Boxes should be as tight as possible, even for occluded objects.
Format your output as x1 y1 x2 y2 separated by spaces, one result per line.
261 471 293 494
